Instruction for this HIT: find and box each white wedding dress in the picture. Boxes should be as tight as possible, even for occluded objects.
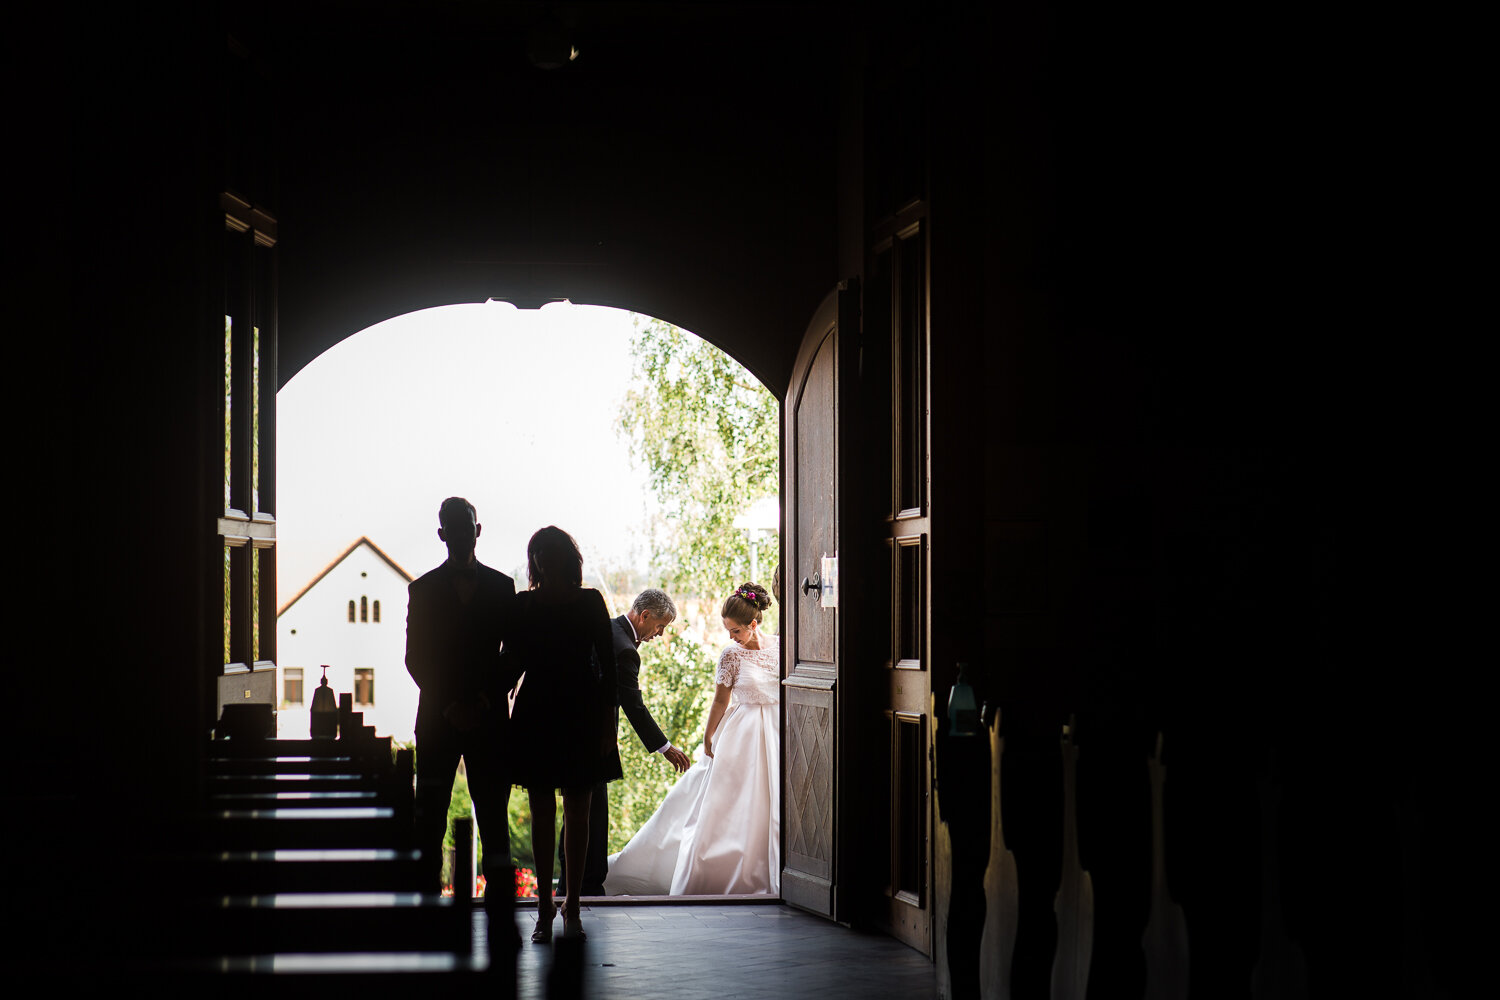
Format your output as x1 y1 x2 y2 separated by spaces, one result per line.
603 633 781 896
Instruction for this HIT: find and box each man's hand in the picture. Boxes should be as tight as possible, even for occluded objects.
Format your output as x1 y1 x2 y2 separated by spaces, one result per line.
663 746 691 773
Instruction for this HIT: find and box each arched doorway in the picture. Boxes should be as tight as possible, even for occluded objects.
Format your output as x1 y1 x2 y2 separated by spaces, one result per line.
271 299 800 896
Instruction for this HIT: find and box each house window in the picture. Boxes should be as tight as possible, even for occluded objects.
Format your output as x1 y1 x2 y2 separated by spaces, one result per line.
283 667 304 706
373 599 381 623
360 595 369 623
354 668 375 706
348 600 356 623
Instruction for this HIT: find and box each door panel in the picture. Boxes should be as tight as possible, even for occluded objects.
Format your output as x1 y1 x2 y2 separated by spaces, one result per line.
874 215 932 954
794 332 838 667
785 686 835 883
781 286 852 919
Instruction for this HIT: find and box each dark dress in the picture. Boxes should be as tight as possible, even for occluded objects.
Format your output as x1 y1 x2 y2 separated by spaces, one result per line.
507 587 624 790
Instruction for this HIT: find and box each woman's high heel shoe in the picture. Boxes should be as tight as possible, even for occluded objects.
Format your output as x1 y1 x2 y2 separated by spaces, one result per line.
532 901 559 944
561 909 587 940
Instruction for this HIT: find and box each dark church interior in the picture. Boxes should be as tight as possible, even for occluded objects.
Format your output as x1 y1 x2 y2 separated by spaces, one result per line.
11 1 1459 995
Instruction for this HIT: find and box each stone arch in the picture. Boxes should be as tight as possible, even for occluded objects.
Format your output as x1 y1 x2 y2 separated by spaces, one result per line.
280 289 789 404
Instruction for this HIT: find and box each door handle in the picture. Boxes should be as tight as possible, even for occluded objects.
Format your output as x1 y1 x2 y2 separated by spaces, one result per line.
800 573 821 596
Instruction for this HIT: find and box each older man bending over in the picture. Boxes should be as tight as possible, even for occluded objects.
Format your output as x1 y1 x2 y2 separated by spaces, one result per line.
559 588 691 896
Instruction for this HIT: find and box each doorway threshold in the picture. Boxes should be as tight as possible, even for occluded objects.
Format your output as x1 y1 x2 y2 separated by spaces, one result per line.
517 893 781 906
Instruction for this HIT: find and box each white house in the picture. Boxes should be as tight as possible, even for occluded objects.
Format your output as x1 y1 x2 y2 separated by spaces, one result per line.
276 537 417 742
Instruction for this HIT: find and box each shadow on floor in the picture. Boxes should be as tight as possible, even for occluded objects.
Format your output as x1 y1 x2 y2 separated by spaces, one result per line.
507 902 935 1000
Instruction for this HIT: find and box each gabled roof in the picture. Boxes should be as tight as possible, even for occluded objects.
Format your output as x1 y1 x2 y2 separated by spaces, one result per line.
277 536 414 617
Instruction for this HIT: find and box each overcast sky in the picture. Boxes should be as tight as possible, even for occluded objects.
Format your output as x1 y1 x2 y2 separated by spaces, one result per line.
276 301 659 604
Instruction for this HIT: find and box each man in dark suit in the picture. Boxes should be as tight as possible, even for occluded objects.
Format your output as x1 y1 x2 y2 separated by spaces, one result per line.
562 588 691 895
405 496 517 893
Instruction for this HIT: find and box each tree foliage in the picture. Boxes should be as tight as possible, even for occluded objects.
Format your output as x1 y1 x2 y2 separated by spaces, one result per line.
618 316 779 602
410 747 536 886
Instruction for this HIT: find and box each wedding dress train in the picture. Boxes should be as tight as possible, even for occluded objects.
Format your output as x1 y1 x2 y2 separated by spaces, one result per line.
603 634 781 896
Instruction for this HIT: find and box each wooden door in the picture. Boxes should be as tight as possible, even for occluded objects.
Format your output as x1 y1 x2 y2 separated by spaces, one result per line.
781 284 857 918
871 209 933 954
858 24 934 954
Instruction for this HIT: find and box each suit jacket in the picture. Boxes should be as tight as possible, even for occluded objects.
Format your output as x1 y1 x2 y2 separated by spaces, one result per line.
612 615 668 752
405 560 517 725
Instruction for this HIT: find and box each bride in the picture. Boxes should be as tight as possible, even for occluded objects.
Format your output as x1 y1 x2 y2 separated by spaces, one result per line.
603 582 780 896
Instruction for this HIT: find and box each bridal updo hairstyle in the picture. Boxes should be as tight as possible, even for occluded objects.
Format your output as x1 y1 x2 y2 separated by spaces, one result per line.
721 582 773 625
527 525 584 589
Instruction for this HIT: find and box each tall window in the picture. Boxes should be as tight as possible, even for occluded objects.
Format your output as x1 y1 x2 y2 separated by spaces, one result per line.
372 600 381 623
353 668 375 706
215 37 279 739
219 190 278 674
360 595 369 623
348 600 356 623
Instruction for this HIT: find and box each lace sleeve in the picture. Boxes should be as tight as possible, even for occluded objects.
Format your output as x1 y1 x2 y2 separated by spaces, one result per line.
715 645 740 688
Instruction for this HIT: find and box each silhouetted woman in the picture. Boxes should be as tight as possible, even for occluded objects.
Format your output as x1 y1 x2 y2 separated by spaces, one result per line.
506 526 621 941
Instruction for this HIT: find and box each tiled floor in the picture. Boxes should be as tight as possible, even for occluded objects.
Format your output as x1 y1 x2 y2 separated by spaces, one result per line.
505 902 936 999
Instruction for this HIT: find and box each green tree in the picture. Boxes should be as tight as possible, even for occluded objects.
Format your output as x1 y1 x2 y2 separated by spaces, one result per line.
403 741 537 891
618 316 779 602
608 315 780 848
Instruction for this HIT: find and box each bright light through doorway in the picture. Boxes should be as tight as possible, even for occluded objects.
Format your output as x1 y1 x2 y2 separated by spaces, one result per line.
277 301 655 598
